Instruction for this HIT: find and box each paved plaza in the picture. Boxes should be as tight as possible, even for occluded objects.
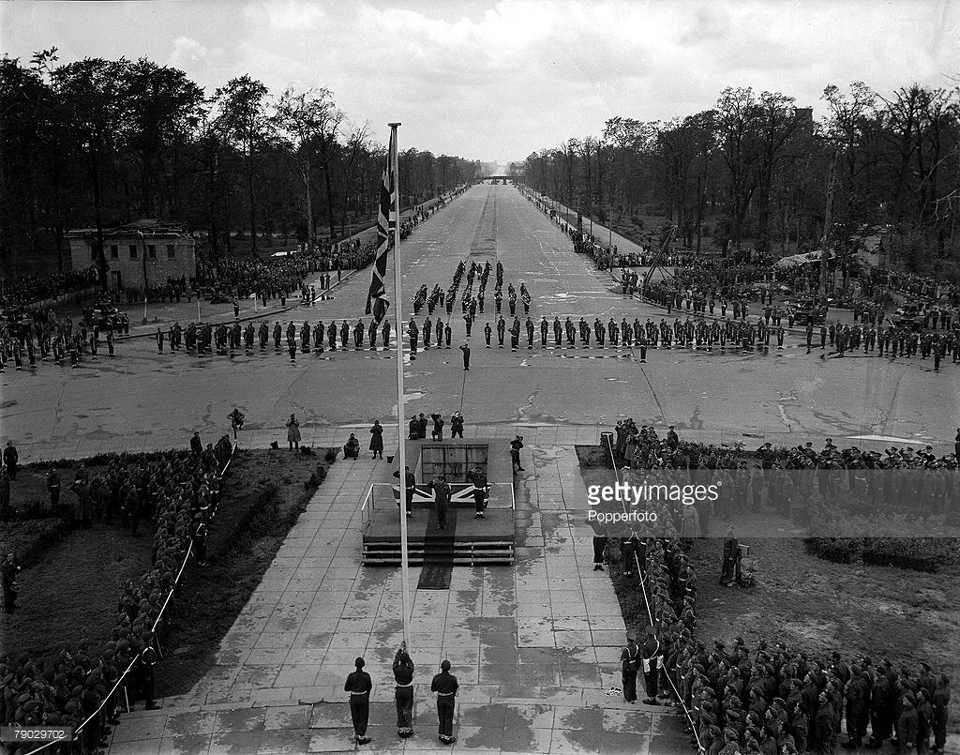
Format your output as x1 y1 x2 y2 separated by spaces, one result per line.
3 183 959 755
104 439 688 755
3 184 957 464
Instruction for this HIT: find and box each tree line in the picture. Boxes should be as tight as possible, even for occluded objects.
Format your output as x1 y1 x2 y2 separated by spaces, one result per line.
514 83 960 278
0 49 481 280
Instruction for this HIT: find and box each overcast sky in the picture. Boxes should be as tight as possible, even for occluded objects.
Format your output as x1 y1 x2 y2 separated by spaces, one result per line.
2 0 959 166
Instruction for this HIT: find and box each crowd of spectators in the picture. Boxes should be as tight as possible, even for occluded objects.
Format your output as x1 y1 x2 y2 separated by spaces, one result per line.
0 436 234 754
600 425 954 754
0 266 100 308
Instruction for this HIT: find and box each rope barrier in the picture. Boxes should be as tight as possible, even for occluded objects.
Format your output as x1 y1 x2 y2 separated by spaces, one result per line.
69 441 238 742
602 433 705 754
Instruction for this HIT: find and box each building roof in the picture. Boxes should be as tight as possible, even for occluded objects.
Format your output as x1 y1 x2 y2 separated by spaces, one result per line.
67 220 190 239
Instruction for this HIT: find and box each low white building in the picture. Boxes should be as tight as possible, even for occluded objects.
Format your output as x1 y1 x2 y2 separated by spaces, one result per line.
67 220 196 291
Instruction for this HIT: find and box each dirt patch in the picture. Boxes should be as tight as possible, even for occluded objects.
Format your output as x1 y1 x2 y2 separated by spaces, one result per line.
155 447 334 696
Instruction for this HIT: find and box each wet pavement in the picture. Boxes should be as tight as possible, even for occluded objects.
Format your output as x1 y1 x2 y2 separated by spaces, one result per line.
105 442 689 755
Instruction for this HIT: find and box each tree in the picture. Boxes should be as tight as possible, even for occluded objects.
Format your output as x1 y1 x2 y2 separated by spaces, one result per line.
214 75 270 255
51 57 128 289
273 86 343 248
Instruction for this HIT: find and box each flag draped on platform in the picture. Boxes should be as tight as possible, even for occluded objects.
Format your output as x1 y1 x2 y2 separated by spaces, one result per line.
366 129 397 322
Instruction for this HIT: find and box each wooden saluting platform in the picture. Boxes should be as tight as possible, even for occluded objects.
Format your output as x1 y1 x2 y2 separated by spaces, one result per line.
361 438 516 566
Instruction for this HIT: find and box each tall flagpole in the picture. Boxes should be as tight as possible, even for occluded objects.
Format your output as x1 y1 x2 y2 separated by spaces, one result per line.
389 123 412 648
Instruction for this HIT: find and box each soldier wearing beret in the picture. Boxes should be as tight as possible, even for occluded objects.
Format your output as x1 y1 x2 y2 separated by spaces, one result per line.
344 657 372 744
430 659 458 744
621 630 641 703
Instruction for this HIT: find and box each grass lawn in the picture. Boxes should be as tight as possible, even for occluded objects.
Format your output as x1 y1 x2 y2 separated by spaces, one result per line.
575 447 960 733
0 448 331 703
0 464 157 663
155 447 334 696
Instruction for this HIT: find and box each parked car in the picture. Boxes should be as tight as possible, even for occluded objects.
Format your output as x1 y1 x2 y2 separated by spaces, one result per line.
83 301 129 330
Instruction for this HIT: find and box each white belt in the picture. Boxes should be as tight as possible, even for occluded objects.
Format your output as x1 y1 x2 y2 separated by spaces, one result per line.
350 691 369 695
437 692 455 696
395 683 413 688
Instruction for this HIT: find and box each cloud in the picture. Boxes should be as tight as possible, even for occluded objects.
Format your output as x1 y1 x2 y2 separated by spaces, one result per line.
3 0 958 162
244 0 327 31
170 37 210 68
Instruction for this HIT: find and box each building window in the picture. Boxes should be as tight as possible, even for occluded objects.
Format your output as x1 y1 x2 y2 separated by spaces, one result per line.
166 244 175 259
110 245 119 259
148 245 157 259
129 245 138 260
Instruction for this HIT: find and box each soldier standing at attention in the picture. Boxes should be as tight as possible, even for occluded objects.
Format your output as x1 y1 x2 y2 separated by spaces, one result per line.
641 626 661 705
344 657 372 745
394 644 415 738
431 659 459 744
510 435 525 473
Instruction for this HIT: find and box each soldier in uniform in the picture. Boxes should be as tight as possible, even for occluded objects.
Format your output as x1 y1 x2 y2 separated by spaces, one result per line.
553 317 562 346
641 626 661 705
424 316 433 349
139 638 159 710
432 475 451 531
409 320 419 355
484 322 492 347
621 630 641 703
344 657 372 744
466 465 488 519
393 644 415 737
497 316 506 347
430 659 459 744
540 317 549 347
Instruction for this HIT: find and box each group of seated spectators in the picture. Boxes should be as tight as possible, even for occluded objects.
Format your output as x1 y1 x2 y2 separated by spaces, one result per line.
0 438 234 753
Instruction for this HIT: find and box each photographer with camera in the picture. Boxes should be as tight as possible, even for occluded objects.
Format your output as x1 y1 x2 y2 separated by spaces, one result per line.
2 551 21 613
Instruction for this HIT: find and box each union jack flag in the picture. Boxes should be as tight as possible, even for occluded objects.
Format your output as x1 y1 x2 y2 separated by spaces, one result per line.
366 129 396 323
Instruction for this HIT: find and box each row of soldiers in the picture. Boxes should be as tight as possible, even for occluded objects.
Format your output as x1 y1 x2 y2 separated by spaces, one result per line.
805 322 960 364
1 444 234 753
0 327 118 370
608 500 954 755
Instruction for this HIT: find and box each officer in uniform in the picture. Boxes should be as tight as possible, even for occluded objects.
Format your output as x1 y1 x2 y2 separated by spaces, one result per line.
430 659 459 744
484 322 492 348
393 644 415 737
344 657 372 744
466 465 488 519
